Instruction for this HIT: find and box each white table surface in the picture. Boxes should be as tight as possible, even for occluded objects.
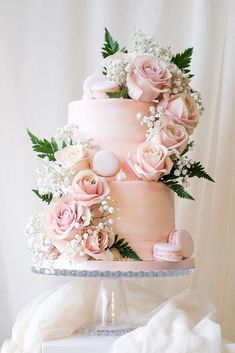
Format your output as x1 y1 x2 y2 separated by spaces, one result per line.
42 335 118 353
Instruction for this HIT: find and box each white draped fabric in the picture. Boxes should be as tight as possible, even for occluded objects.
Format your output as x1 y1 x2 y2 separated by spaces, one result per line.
1 281 235 353
0 0 235 347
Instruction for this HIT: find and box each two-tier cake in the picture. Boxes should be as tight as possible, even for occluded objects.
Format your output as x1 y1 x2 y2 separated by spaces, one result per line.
26 29 213 272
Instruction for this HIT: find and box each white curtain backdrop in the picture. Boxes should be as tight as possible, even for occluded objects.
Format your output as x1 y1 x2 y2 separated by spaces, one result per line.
0 0 235 344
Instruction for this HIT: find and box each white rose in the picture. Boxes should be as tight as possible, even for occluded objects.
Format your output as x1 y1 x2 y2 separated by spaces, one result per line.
55 145 89 170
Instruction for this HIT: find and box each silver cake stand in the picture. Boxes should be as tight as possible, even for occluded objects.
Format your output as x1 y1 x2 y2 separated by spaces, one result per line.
32 262 194 336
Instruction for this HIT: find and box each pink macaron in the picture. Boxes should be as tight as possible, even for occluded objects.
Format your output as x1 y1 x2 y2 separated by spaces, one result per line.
92 80 120 99
153 243 183 262
168 229 194 259
93 150 120 177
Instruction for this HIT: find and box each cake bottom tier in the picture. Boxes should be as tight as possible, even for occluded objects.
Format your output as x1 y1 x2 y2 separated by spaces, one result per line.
110 181 175 260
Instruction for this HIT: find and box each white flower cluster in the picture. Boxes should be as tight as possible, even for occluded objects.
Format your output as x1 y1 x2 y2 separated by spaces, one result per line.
137 105 165 138
134 30 160 56
55 124 80 146
133 30 173 62
106 59 129 86
55 124 94 149
190 90 205 116
97 196 118 227
168 63 191 95
25 213 46 266
170 146 195 187
36 157 74 198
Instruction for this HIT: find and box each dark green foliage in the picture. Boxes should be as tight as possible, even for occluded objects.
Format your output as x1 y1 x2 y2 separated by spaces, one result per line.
187 161 214 182
101 27 127 58
27 129 58 161
32 189 53 204
106 87 128 98
162 180 194 200
181 141 194 156
171 47 193 74
111 235 142 261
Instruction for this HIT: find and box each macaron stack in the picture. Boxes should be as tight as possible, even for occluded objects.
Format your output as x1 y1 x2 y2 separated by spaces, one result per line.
153 229 194 262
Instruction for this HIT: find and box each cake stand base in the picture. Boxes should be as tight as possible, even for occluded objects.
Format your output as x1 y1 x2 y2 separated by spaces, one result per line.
79 325 132 336
79 277 132 336
32 262 195 336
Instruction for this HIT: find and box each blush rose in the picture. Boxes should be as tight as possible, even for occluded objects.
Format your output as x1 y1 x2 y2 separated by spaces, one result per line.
72 170 110 207
127 55 172 102
160 94 199 135
44 196 91 240
82 228 115 260
155 121 188 153
127 141 173 181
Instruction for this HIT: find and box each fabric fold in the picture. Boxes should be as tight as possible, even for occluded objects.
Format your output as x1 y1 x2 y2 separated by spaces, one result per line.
2 282 235 353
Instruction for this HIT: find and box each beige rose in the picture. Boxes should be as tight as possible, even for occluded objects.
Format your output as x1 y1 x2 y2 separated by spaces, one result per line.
54 145 90 171
155 121 188 153
127 141 173 181
161 94 199 135
72 169 110 207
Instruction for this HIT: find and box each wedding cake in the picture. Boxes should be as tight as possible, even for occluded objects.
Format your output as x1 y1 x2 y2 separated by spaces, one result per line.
26 29 213 272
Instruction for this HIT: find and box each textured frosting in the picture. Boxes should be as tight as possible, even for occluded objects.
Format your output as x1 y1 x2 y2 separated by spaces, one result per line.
110 181 175 260
68 99 176 261
68 99 151 176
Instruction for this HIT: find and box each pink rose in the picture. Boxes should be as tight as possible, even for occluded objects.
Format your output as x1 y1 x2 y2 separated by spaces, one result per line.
127 55 172 102
83 73 120 99
127 141 173 181
84 228 109 254
160 94 199 135
45 245 60 260
155 121 188 153
54 145 90 172
72 169 110 206
44 196 91 240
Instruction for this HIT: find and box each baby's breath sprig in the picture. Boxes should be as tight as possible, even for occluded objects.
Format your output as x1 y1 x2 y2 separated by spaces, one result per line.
161 142 214 199
136 105 165 138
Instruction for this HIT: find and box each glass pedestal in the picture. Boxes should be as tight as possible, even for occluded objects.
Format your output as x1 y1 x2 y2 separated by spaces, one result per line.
32 266 194 336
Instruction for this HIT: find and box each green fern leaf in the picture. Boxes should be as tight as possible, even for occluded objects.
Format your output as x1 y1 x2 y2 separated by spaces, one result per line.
162 180 194 200
32 189 53 204
101 27 127 58
111 235 142 261
106 87 128 98
188 161 214 182
27 129 58 161
171 47 193 73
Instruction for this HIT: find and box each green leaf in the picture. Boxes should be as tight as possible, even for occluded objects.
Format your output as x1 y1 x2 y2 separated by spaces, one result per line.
111 235 142 261
106 87 128 99
188 161 214 182
101 27 127 58
62 140 67 148
162 180 194 200
51 137 59 153
27 129 58 161
181 141 194 156
171 47 193 73
32 189 53 204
